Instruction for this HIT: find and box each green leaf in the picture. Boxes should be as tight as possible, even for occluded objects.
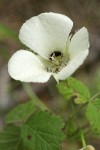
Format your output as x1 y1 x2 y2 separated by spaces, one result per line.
66 120 77 136
86 99 100 134
21 111 65 150
57 77 90 104
5 101 35 124
0 125 25 150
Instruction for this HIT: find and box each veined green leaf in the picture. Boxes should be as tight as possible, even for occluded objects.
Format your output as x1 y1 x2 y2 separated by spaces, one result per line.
0 125 25 150
86 99 100 134
5 101 35 124
21 111 65 150
57 77 90 104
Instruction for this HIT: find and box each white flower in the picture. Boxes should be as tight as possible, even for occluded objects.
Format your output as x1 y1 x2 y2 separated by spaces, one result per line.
79 145 95 150
8 12 89 83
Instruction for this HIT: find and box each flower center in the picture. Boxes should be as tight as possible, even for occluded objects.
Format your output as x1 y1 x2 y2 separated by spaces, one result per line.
47 51 70 73
49 51 63 65
50 51 62 60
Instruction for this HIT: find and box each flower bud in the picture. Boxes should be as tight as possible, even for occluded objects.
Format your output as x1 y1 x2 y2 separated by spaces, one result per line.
79 145 95 150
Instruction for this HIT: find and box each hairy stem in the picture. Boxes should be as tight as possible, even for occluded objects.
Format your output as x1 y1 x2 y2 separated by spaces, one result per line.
22 83 49 111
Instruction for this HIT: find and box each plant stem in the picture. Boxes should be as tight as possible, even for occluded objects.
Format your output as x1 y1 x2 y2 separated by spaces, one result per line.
22 83 49 111
80 130 87 148
90 92 100 101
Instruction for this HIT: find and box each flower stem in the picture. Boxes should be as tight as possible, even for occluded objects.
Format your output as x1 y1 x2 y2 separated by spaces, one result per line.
90 92 100 101
80 130 87 148
22 83 49 111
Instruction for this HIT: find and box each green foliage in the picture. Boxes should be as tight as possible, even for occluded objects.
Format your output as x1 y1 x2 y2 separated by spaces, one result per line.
86 99 100 134
21 111 65 150
57 77 90 104
0 23 18 42
5 101 35 124
0 125 24 150
1 111 65 150
66 120 76 136
65 120 80 140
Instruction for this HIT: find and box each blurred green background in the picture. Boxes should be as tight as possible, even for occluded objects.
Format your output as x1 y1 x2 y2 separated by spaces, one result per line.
0 0 100 149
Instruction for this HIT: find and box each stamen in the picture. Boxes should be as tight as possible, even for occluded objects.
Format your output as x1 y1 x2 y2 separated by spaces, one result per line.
49 51 62 61
47 51 70 73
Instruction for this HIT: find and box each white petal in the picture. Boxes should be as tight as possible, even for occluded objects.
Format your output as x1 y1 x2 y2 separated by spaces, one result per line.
19 12 73 59
56 50 89 80
69 27 90 57
53 73 59 84
79 145 95 150
8 50 51 83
